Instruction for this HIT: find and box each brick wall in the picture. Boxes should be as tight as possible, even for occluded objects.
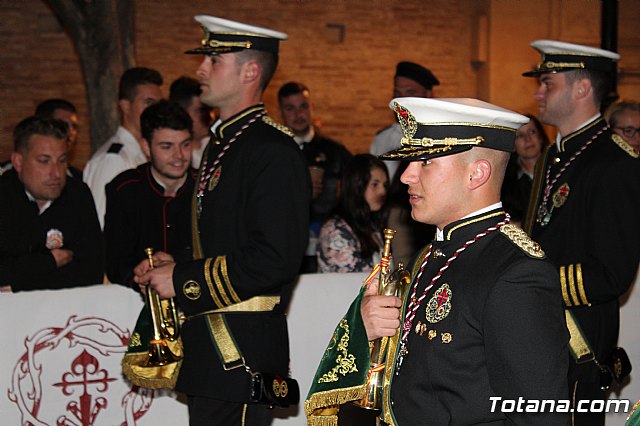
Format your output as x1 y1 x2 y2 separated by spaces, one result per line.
1 0 638 168
0 0 479 167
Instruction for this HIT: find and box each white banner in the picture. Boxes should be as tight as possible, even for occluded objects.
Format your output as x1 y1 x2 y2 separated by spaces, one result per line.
1 271 637 425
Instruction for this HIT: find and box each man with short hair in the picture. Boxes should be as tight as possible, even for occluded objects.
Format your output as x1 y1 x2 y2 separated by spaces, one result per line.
169 76 214 167
370 61 439 180
523 40 640 425
35 98 83 179
306 98 568 425
0 117 104 292
278 81 352 272
607 101 640 153
84 67 163 228
134 16 310 425
104 100 195 287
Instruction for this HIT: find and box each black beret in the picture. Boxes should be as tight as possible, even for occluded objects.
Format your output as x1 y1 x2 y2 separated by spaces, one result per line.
395 61 440 90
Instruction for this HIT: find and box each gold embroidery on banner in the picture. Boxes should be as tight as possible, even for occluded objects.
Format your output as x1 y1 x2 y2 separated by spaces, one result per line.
499 224 545 258
576 264 590 306
441 333 452 344
213 257 232 306
560 266 572 307
627 400 640 422
611 134 639 158
568 264 581 306
204 258 224 308
130 332 142 347
220 255 241 303
446 211 505 241
262 115 294 137
428 329 437 340
318 320 358 383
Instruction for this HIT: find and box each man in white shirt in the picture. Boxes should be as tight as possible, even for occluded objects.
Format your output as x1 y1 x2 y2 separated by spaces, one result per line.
83 67 163 228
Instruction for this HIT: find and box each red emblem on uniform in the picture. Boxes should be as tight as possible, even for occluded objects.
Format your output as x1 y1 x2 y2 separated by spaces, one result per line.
393 102 418 140
552 183 570 208
425 283 452 324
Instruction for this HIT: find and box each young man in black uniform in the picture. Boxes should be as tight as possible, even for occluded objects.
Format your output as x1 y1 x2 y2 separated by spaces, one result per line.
104 100 195 287
277 81 352 273
134 15 310 426
0 117 104 292
522 40 640 425
306 98 569 425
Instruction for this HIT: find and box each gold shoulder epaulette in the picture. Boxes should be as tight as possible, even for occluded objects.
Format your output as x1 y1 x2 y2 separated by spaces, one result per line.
262 115 294 137
500 224 545 258
611 134 639 159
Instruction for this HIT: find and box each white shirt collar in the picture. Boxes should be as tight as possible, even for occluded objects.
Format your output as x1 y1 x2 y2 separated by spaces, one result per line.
293 127 315 147
25 190 52 214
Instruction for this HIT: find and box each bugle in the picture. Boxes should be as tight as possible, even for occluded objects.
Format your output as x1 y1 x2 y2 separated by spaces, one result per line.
121 248 183 389
143 247 182 366
355 229 411 419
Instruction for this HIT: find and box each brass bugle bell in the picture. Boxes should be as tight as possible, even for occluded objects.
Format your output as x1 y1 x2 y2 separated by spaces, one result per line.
144 247 182 366
355 229 411 420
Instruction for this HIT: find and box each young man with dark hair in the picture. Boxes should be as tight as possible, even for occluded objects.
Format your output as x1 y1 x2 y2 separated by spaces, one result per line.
134 16 310 425
0 117 104 292
84 67 163 228
104 100 195 287
306 98 568 425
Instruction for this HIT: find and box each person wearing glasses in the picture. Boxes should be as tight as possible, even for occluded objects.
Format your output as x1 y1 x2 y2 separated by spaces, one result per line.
607 101 640 154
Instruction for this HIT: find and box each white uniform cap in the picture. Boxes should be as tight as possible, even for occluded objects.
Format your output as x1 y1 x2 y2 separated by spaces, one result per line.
379 98 529 161
523 39 620 77
186 15 287 55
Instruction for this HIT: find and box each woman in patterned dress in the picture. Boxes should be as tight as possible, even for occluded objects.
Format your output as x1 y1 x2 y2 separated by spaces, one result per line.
317 154 389 272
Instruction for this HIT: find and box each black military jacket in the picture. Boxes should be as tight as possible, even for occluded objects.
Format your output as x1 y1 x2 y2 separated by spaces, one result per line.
171 104 310 401
389 210 569 425
104 162 196 286
528 118 640 363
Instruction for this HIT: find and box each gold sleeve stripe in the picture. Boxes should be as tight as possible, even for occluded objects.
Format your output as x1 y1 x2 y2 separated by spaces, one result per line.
204 258 224 308
213 256 233 306
568 264 581 306
576 263 589 306
220 255 241 304
560 266 572 307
